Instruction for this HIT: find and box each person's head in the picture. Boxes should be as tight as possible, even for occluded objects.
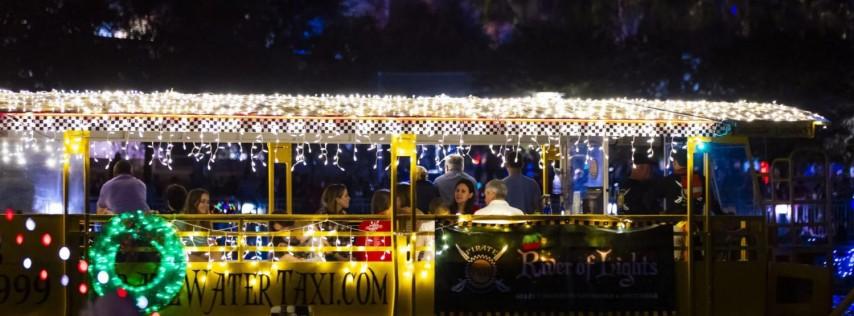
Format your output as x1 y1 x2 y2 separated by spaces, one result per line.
395 183 413 211
184 188 210 214
320 184 350 214
415 166 429 181
370 189 391 214
113 160 132 177
673 149 688 171
452 179 476 212
164 184 187 212
445 155 464 173
630 152 656 180
484 179 508 204
504 150 524 171
428 197 450 215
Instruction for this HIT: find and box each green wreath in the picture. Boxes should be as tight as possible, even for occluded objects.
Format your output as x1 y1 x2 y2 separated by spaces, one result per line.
88 211 186 314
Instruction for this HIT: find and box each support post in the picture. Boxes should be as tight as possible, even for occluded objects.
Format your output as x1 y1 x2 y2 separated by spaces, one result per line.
391 134 417 316
267 143 292 214
686 137 696 316
62 130 88 316
601 138 609 214
541 144 560 214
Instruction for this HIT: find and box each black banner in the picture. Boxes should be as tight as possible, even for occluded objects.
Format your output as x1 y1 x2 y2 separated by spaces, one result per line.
435 223 675 312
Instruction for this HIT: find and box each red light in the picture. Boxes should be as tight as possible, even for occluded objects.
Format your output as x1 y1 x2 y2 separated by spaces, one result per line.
759 161 769 174
116 287 128 298
39 269 48 281
41 233 52 247
150 312 160 316
78 283 88 295
15 233 23 245
77 260 88 273
4 208 13 221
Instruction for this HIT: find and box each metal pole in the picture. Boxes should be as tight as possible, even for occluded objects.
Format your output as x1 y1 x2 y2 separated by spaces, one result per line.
602 138 609 214
686 137 695 316
703 150 713 316
267 143 293 214
389 140 399 316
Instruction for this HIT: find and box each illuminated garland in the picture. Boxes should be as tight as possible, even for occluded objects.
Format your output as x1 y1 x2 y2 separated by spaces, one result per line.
88 211 186 314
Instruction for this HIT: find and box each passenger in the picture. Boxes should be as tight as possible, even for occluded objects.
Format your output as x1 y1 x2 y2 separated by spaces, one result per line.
96 160 149 214
179 188 214 261
448 179 480 215
294 184 351 262
355 189 392 261
395 183 424 215
433 155 477 205
317 183 350 214
502 151 542 213
617 153 657 214
646 149 704 214
162 184 187 214
417 197 450 261
474 180 524 216
428 197 451 216
414 166 439 213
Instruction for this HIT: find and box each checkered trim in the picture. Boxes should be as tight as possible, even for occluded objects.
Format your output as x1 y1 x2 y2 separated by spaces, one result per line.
0 114 730 137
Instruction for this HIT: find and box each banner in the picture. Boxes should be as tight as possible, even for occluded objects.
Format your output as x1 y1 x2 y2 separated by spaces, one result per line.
435 223 675 313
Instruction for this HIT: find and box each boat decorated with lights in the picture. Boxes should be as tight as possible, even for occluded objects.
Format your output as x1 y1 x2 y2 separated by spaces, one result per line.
0 90 842 315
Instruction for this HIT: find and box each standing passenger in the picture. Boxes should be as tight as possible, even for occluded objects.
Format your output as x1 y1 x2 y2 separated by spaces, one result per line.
433 155 477 205
502 151 542 213
414 166 439 213
96 160 149 214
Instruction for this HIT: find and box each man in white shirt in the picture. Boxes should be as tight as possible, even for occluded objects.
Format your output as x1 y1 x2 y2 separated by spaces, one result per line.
474 180 524 216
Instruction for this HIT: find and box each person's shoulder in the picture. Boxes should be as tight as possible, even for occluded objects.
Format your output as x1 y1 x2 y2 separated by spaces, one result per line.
433 173 449 182
524 176 538 185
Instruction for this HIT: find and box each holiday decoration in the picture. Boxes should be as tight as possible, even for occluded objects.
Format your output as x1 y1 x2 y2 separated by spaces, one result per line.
88 211 186 314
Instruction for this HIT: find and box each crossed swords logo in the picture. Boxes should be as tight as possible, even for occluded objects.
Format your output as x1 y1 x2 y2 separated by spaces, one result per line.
451 244 511 293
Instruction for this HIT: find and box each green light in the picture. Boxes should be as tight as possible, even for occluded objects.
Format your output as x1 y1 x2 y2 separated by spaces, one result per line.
695 141 706 152
88 211 186 314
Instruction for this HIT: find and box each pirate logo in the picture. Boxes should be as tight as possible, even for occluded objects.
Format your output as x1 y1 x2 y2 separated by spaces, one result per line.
451 244 511 293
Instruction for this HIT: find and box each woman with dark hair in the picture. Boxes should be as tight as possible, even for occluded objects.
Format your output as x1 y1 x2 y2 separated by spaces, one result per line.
184 188 211 214
449 179 480 214
370 189 392 215
318 183 350 214
355 189 392 261
178 188 214 261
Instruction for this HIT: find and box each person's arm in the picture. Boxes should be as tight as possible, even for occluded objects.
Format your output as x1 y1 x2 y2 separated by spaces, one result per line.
138 181 150 211
96 184 109 214
532 182 543 213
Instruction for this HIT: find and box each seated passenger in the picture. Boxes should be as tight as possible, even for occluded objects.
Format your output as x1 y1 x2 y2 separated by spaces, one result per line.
448 179 480 215
317 183 350 215
162 184 187 214
617 153 658 214
474 180 524 216
355 190 392 261
177 188 215 261
417 197 451 261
